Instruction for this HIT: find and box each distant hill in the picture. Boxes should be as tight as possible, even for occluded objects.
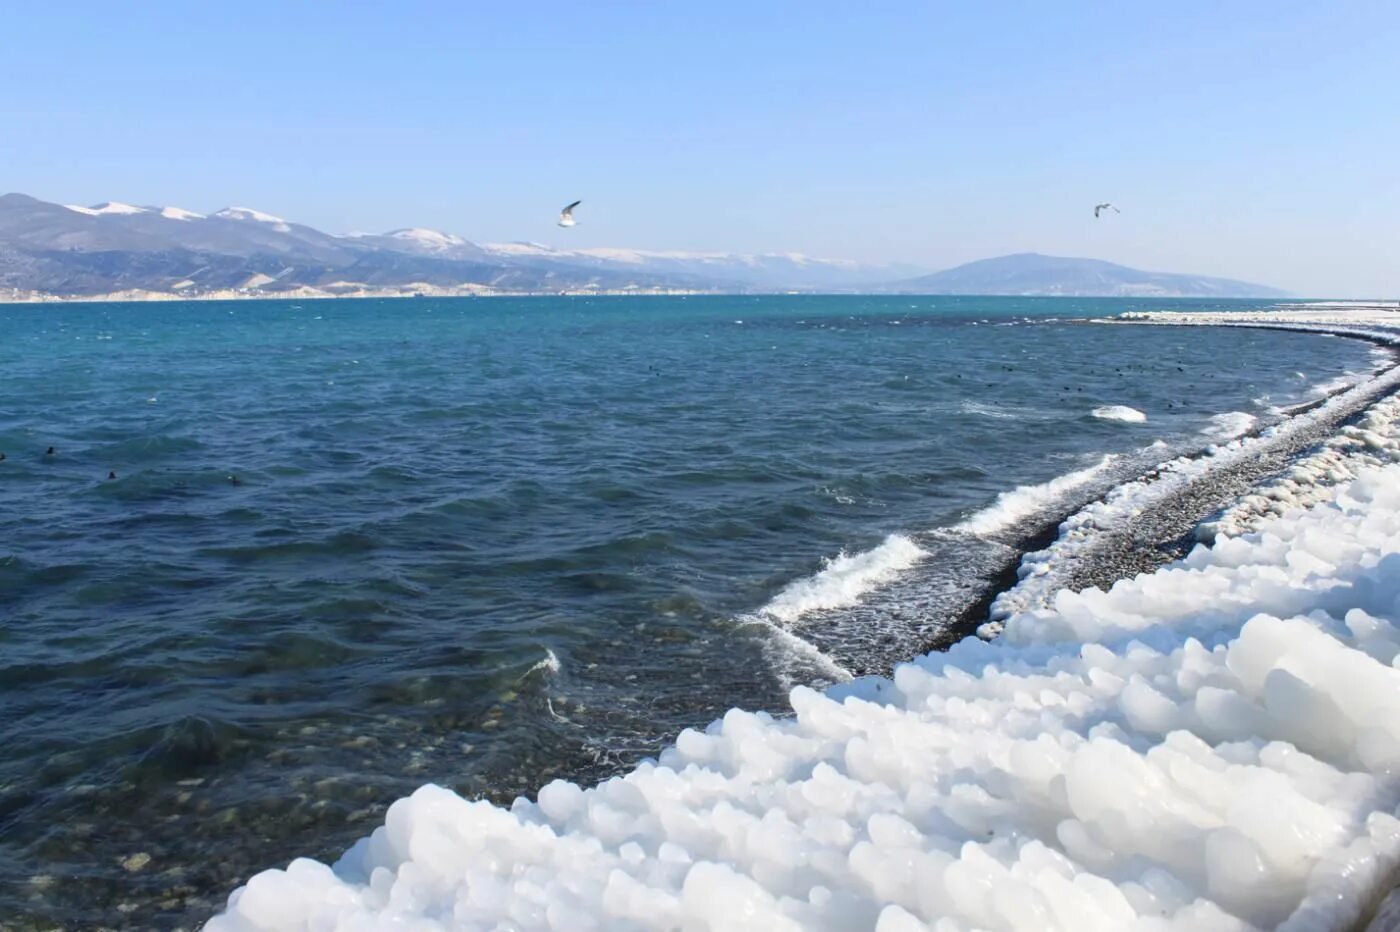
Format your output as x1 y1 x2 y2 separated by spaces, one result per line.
0 193 922 298
892 252 1287 298
0 195 1286 301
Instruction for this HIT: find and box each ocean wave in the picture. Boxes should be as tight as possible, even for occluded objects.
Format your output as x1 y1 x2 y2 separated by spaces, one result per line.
954 453 1118 537
958 400 1020 419
525 649 561 678
1090 404 1146 422
756 534 925 624
1309 372 1364 397
750 616 854 687
956 399 1056 421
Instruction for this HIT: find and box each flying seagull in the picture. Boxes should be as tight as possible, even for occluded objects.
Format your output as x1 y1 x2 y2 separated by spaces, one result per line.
558 200 581 228
1094 203 1120 218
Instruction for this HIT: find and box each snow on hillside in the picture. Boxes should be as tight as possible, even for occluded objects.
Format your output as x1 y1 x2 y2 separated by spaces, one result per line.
213 207 292 232
208 315 1400 930
481 241 556 257
64 201 150 216
159 206 205 221
387 228 468 250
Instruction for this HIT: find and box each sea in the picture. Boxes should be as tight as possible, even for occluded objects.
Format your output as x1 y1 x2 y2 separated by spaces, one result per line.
0 295 1386 927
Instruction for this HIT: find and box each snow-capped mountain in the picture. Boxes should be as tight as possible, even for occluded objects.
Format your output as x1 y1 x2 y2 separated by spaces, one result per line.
388 228 470 251
159 206 205 221
211 207 292 231
0 193 924 296
64 201 149 216
0 192 1285 299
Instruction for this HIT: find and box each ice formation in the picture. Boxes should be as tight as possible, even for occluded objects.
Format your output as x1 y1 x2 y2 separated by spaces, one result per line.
1203 411 1258 441
987 351 1400 627
209 308 1400 931
1091 405 1147 423
209 461 1400 931
1201 390 1400 542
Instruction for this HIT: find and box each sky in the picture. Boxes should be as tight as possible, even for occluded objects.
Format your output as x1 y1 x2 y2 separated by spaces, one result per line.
2 1 1397 296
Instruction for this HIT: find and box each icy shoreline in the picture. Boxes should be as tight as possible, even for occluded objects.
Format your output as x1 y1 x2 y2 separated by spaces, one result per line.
208 308 1400 931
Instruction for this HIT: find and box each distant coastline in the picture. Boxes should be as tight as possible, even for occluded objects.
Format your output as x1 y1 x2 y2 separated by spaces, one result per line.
0 284 719 304
3 287 1323 307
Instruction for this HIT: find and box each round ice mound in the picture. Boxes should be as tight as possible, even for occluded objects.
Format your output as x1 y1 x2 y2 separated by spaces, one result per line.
1204 410 1258 440
1092 404 1147 423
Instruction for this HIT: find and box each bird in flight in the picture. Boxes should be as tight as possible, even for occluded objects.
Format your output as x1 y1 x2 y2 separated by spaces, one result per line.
558 200 581 228
1094 203 1120 218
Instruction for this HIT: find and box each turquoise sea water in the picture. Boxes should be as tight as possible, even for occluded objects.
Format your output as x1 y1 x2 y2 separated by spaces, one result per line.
0 295 1381 926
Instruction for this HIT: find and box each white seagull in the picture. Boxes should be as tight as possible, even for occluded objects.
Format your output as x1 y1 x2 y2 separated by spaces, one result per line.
1094 203 1120 218
558 200 581 228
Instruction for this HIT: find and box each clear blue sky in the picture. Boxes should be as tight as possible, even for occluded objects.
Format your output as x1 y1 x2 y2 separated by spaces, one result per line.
3 2 1397 296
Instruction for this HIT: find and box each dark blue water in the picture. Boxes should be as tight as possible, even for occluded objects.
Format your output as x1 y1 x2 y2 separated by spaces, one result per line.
0 295 1379 926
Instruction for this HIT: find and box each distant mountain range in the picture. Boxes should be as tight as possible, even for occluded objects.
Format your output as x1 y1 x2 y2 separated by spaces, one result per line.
0 193 1286 300
0 193 922 299
891 253 1287 298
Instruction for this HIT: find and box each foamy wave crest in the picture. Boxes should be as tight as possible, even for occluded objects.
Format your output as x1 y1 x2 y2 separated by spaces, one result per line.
1203 410 1257 440
527 649 561 677
758 534 925 624
955 454 1117 537
1310 372 1364 397
753 618 853 686
959 400 1054 421
959 400 1019 419
1091 404 1146 422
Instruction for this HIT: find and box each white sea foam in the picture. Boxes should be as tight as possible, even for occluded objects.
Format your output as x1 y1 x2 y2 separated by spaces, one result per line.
955 454 1117 537
753 616 854 687
957 399 1057 421
1091 404 1147 422
758 534 925 625
1310 372 1363 397
527 649 561 677
959 400 1018 419
1203 410 1257 440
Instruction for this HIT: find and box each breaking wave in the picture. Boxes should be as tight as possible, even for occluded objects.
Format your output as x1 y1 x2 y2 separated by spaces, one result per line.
954 454 1118 537
757 534 926 625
